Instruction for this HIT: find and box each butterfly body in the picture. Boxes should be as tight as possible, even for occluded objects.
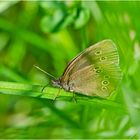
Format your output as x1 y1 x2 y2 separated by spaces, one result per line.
52 78 73 92
52 39 122 98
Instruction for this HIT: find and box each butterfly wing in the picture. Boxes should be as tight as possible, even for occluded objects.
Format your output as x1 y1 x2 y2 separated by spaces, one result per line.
60 39 122 97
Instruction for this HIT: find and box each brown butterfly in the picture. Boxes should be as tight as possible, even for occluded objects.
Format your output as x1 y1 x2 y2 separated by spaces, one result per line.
35 39 122 98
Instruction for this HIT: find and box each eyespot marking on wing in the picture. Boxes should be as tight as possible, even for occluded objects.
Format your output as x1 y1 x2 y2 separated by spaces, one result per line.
102 86 107 91
94 66 102 73
100 56 107 61
102 80 109 85
95 50 102 55
96 69 102 73
94 66 100 70
104 75 110 79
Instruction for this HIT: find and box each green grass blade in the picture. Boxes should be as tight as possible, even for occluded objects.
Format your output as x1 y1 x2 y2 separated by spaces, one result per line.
0 81 127 114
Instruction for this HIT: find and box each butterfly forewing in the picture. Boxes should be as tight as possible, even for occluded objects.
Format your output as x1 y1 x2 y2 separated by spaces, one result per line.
60 39 122 97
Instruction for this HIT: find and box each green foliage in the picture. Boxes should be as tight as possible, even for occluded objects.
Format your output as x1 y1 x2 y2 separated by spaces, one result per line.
40 1 90 32
0 1 140 139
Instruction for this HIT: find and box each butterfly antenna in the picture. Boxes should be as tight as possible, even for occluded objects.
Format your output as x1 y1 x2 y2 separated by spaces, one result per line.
33 65 56 79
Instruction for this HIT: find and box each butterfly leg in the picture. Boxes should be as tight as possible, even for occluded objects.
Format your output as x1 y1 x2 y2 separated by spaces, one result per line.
37 83 50 98
71 93 77 103
53 88 62 101
41 83 50 92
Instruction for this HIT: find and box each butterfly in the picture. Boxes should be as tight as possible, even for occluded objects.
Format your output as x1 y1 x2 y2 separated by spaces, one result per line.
35 39 122 98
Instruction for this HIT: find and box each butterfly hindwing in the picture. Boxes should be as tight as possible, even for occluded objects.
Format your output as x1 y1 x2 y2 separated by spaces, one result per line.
60 40 122 97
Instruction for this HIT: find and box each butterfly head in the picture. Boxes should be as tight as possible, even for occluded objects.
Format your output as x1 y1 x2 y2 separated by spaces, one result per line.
51 79 62 88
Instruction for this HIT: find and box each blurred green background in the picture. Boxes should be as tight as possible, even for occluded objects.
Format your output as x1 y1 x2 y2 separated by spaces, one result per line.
0 1 140 139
